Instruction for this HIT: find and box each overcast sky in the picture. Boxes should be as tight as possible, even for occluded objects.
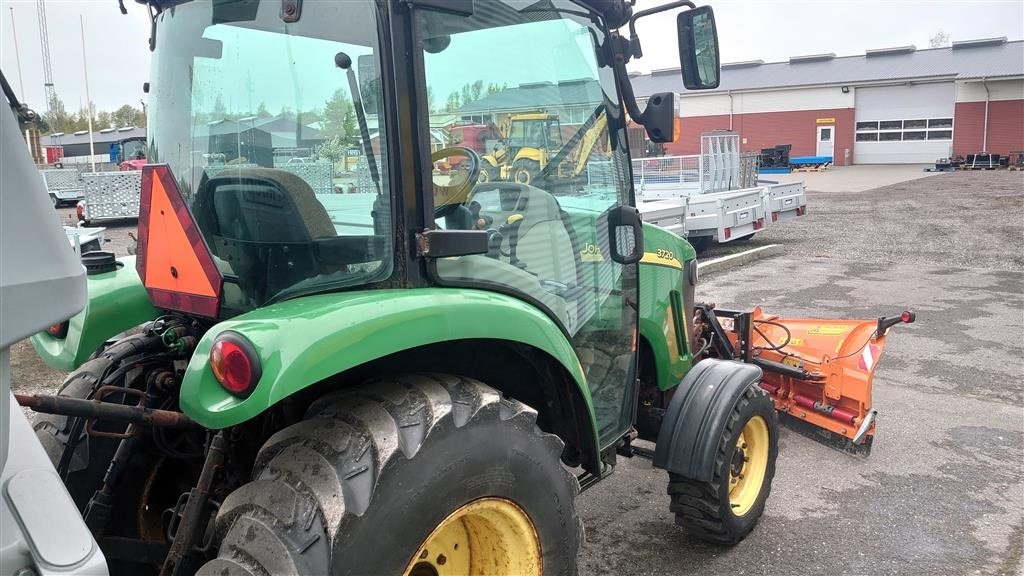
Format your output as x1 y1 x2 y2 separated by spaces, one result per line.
1 0 1021 113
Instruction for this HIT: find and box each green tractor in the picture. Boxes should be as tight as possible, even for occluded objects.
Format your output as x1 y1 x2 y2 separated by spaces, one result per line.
21 1 911 574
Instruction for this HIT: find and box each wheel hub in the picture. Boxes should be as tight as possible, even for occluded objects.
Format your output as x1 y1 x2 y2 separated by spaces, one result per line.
403 497 541 576
728 415 770 517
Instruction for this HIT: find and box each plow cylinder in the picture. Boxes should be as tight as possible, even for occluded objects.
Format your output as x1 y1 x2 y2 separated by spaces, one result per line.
792 394 857 425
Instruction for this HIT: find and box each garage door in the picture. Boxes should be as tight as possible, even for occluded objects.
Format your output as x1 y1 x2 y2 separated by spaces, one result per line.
854 83 955 164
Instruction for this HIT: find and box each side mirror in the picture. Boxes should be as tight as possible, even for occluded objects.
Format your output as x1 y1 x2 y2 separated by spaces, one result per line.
677 6 720 90
638 92 675 143
356 54 380 115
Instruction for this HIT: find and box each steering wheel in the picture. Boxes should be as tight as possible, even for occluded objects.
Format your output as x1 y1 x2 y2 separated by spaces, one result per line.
431 146 481 219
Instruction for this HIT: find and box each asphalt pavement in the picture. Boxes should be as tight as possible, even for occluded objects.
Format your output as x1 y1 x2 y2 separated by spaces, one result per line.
577 168 1024 576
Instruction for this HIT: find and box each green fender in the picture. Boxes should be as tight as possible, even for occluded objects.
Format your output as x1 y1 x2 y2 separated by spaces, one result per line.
31 256 161 371
179 288 598 442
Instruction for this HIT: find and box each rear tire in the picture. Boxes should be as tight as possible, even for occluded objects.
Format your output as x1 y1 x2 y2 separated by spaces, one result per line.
33 334 150 508
735 233 756 242
197 373 580 576
667 385 778 545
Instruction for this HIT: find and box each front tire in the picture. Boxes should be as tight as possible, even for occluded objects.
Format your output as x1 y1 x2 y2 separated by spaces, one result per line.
512 159 540 186
667 385 778 545
198 374 580 576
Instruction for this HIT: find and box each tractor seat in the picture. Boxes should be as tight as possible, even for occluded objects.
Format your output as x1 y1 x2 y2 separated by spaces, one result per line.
470 182 581 301
193 167 338 304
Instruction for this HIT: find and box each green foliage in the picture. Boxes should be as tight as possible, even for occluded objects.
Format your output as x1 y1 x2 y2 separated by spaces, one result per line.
43 95 146 135
322 89 358 148
442 81 507 113
315 135 348 164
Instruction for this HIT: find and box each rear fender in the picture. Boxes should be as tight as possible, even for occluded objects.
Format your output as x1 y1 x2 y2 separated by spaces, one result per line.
652 358 762 480
31 255 160 371
179 288 598 448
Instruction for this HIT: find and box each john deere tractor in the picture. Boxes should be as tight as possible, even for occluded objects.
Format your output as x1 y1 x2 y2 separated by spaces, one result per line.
20 1 912 574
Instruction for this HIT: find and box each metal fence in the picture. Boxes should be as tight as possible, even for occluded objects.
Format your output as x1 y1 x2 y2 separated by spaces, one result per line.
631 155 701 199
82 171 142 222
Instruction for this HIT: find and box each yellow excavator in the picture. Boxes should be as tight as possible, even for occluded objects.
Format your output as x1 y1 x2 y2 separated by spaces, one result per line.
480 110 608 186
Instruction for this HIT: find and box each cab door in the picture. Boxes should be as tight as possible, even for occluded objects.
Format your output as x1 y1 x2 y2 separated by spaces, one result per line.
414 2 641 448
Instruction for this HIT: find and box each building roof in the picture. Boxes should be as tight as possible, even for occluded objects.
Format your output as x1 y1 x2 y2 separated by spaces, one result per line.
632 38 1024 97
459 78 605 114
46 126 146 146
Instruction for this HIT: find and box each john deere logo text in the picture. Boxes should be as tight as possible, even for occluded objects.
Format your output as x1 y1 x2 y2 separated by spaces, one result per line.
580 243 604 262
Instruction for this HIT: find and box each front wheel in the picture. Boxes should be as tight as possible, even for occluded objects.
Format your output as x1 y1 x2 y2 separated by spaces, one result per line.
511 159 540 186
667 385 778 545
198 374 581 576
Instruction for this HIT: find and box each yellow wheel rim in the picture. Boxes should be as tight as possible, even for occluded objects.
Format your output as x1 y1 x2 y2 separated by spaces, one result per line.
402 497 542 576
728 415 770 517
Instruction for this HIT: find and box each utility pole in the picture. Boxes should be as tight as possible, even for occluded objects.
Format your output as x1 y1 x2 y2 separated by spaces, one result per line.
80 15 95 171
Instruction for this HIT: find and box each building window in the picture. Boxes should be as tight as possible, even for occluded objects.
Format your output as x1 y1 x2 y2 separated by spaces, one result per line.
927 130 953 140
903 119 927 129
879 120 902 130
928 118 953 128
879 132 902 141
856 132 879 142
903 131 927 141
856 121 879 131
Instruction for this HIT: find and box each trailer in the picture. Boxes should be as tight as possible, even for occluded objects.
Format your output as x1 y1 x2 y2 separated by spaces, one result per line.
39 168 84 207
80 170 142 224
632 132 807 249
759 180 808 225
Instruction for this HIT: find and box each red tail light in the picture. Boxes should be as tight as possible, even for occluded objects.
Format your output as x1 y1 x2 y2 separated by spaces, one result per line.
723 228 732 240
210 333 261 397
47 322 69 339
797 206 807 216
772 212 779 223
754 218 765 230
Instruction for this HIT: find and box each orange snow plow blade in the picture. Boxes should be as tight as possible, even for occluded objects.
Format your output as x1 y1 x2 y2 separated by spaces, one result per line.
697 305 915 456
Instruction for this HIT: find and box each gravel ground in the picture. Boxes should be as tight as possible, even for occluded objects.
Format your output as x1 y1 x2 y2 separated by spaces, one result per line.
703 169 1024 270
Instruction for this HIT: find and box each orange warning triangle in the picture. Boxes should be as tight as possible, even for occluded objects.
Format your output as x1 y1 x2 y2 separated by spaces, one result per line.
137 165 222 317
143 175 217 296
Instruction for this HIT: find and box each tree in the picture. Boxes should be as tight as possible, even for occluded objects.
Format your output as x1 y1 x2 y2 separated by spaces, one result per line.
427 86 436 113
111 104 145 128
322 89 357 146
44 95 72 134
443 81 507 113
444 91 461 112
256 102 271 118
95 110 113 131
314 135 347 164
929 29 951 48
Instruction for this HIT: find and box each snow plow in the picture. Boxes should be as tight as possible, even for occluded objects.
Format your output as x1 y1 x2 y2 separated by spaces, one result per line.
695 305 915 455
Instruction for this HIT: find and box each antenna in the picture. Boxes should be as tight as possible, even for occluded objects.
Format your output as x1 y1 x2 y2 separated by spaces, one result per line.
36 0 56 115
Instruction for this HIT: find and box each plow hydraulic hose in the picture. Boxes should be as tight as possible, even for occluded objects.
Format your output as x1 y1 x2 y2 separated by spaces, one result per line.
793 394 858 425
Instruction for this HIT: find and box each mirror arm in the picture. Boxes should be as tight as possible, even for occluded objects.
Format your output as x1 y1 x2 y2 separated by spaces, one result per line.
626 0 696 58
607 33 645 124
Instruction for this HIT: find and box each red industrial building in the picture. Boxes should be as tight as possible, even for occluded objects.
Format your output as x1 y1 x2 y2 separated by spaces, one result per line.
632 37 1023 164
